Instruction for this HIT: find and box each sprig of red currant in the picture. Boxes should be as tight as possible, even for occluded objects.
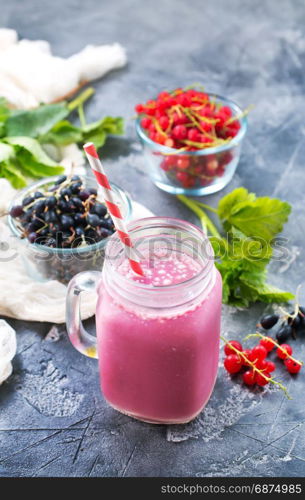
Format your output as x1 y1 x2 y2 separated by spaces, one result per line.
221 334 303 398
245 333 303 372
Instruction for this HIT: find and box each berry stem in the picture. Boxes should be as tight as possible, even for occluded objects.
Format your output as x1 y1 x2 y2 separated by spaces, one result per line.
78 103 86 127
67 87 95 112
195 201 219 214
279 284 302 320
221 335 291 399
244 332 303 366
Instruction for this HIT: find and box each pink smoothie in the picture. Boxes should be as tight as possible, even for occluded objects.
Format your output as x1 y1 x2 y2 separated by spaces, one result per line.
96 253 222 424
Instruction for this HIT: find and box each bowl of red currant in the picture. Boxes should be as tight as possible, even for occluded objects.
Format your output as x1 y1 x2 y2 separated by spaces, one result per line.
8 174 132 283
135 87 247 196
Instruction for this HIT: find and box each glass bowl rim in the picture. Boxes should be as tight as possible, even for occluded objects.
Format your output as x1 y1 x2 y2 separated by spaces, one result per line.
135 92 247 156
7 175 133 255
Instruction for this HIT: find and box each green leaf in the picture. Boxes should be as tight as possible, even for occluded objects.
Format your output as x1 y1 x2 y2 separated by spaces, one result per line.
226 197 291 242
0 142 14 162
256 283 295 303
5 136 64 178
0 143 27 188
82 116 124 148
5 102 69 138
0 97 11 123
239 278 295 304
40 120 83 146
1 162 27 188
178 190 293 308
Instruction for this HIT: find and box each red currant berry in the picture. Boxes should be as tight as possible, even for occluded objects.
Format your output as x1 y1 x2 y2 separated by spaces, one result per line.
157 91 170 101
265 361 276 373
205 158 218 176
216 165 225 177
284 359 302 374
155 109 166 119
164 138 175 148
199 135 213 145
243 370 256 386
199 106 213 118
149 123 156 133
163 155 176 168
160 160 170 171
135 104 144 113
176 94 191 107
200 121 212 133
255 358 268 371
276 344 292 360
149 131 157 142
200 177 213 186
159 116 169 130
172 125 187 140
176 156 190 170
187 128 200 142
183 177 196 188
251 345 267 361
242 349 254 366
172 112 188 125
224 354 243 374
259 336 275 352
220 106 232 118
155 133 166 145
176 171 189 185
220 151 233 166
224 340 243 356
256 372 271 387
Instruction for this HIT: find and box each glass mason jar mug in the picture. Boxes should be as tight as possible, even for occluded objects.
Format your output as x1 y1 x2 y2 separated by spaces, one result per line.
66 217 222 424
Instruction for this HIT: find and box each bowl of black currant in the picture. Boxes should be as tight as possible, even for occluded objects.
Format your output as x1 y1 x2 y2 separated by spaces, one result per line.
8 174 133 283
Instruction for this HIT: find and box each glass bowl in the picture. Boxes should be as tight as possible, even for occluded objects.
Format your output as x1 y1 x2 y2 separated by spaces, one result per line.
135 93 247 196
7 175 133 284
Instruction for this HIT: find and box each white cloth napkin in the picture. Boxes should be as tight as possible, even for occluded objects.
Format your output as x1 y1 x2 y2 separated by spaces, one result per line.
0 29 127 108
0 319 16 385
0 179 153 323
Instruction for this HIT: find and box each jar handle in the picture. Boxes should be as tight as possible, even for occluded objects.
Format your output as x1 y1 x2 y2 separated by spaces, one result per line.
66 271 101 359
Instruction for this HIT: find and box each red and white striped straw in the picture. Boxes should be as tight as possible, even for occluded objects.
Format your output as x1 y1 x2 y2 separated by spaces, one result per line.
83 142 144 276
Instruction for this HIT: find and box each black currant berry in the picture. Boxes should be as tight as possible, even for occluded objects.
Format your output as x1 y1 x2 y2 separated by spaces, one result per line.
276 324 292 343
86 214 101 227
10 205 24 218
22 196 34 207
55 175 67 185
60 214 74 230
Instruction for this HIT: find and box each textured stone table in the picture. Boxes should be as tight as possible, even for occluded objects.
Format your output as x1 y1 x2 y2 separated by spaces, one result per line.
1 0 305 477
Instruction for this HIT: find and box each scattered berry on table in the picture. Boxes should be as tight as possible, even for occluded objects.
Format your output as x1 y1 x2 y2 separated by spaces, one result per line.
276 324 292 344
242 348 254 365
251 344 267 361
265 361 276 373
284 359 302 374
256 372 271 387
224 354 243 374
259 336 275 352
224 340 243 356
260 314 279 329
243 370 257 386
255 358 268 371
